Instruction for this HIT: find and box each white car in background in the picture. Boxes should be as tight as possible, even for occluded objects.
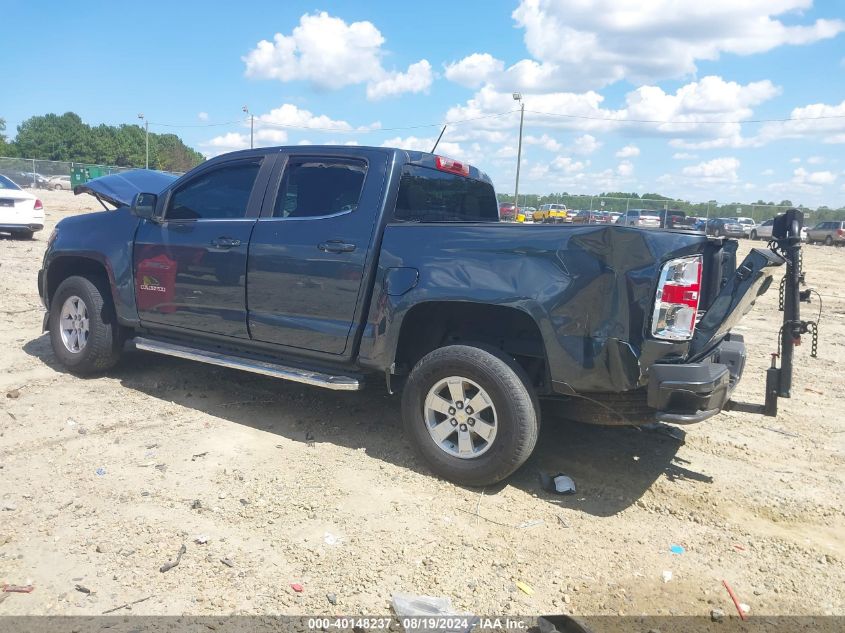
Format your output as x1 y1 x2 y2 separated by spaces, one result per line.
0 174 44 239
728 216 755 237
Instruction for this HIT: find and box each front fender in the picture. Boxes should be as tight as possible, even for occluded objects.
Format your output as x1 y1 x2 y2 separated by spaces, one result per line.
44 207 141 326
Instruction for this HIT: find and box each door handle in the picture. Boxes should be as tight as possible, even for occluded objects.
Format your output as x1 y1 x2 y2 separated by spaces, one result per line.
318 240 356 253
211 237 241 249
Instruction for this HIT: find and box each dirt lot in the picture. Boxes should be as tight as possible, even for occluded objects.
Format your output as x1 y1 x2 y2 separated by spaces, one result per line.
1 190 843 617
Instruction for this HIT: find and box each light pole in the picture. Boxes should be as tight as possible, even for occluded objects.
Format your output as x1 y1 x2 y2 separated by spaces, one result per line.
137 113 149 169
512 93 525 221
243 105 254 149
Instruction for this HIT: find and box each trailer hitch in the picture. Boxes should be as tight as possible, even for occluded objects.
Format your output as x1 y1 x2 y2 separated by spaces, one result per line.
728 208 820 417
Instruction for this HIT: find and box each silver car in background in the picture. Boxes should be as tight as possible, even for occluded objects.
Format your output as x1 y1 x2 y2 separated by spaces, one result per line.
616 208 660 228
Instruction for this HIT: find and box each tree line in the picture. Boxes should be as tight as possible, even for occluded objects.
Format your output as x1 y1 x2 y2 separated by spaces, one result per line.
0 113 204 172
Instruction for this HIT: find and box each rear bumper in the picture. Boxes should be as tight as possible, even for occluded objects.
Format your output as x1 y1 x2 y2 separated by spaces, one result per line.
0 223 43 232
647 334 746 424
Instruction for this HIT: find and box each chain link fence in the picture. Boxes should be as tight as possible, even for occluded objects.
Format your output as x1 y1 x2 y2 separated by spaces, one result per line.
0 156 183 190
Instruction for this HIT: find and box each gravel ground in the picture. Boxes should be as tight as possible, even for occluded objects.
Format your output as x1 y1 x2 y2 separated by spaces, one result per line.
0 190 843 617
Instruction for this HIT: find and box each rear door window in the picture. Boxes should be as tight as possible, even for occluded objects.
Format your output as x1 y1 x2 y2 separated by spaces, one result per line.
394 165 498 222
274 158 367 219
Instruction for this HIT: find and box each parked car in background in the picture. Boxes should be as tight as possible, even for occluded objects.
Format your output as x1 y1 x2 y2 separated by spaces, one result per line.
0 174 44 239
608 212 622 224
706 218 745 238
521 207 536 222
47 175 72 190
617 209 660 228
806 220 845 246
750 218 774 241
498 202 516 221
727 217 755 237
16 172 50 188
659 209 689 229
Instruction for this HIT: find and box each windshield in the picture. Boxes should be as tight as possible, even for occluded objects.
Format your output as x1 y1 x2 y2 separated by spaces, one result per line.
0 175 22 191
395 165 498 222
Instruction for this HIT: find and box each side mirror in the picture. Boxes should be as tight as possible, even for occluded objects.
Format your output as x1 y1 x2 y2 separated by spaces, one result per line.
132 193 158 220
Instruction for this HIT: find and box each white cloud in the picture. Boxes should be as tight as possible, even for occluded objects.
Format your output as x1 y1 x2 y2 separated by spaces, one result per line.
199 132 250 156
380 136 480 164
525 134 562 152
572 134 601 154
256 103 378 133
616 144 640 158
366 60 433 100
197 111 209 121
672 152 698 160
794 168 837 185
243 12 432 99
617 161 634 177
755 98 845 145
681 157 741 183
761 168 775 176
806 156 824 165
444 53 505 88
507 0 844 90
551 156 588 174
790 157 802 163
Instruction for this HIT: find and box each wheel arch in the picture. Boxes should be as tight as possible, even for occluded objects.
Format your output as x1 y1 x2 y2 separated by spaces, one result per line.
393 300 550 393
45 255 114 313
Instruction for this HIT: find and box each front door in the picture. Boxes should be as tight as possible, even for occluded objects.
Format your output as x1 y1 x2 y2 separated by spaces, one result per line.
134 156 268 338
247 151 388 355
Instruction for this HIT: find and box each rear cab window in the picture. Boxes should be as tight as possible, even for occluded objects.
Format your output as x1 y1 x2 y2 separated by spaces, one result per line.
274 158 367 219
394 165 499 223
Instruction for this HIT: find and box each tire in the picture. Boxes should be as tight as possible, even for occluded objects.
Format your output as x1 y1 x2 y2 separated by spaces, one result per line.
750 230 758 241
11 230 33 240
401 344 540 486
49 275 123 374
54 183 64 191
825 236 834 246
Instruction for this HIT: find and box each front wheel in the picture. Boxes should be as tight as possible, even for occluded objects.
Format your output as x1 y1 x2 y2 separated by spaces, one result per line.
49 275 124 374
825 236 834 246
750 230 758 241
402 345 540 486
12 230 33 240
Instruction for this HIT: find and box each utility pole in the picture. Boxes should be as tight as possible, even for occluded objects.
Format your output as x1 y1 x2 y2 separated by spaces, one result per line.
137 113 149 169
243 105 254 149
512 93 525 220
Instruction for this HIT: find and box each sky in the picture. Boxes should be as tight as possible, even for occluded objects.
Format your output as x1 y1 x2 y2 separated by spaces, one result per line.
2 0 845 207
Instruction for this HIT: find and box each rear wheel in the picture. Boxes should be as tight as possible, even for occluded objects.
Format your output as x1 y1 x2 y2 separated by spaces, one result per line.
12 230 33 240
750 230 758 241
49 275 123 374
402 345 540 486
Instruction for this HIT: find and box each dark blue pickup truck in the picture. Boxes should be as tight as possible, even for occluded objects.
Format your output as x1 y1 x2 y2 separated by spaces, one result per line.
38 146 785 485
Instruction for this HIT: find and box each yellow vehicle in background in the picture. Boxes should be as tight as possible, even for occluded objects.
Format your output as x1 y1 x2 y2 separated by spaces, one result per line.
536 203 568 223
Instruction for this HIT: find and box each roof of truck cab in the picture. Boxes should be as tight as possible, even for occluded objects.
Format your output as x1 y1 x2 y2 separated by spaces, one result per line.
205 145 493 185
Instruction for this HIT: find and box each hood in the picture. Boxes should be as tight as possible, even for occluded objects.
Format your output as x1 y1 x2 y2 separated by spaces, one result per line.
73 169 178 208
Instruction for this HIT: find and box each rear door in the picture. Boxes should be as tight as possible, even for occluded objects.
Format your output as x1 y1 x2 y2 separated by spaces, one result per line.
133 155 271 338
246 149 389 356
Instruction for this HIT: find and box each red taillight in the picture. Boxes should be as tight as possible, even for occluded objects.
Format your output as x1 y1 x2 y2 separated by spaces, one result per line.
34 199 43 210
837 228 845 237
651 255 702 340
435 155 470 177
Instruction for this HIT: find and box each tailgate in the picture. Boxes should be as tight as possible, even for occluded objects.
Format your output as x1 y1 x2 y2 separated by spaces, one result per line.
689 247 784 359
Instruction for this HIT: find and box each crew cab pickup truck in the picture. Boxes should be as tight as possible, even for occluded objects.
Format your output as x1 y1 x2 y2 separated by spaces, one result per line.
38 146 784 485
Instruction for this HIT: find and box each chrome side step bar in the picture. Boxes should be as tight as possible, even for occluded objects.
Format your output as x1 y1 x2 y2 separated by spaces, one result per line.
133 337 362 391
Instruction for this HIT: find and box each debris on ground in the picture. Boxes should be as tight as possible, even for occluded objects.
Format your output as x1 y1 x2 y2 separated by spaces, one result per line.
324 532 344 546
517 519 544 529
3 502 17 511
662 570 673 583
641 422 686 442
290 583 304 593
194 535 208 545
74 584 91 594
6 389 20 399
191 452 208 461
540 472 576 495
102 595 153 614
670 544 685 554
95 467 106 476
392 593 476 631
190 499 202 510
2 583 34 593
220 557 234 568
710 608 725 622
515 581 535 596
159 544 187 573
722 580 748 621
326 593 337 605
